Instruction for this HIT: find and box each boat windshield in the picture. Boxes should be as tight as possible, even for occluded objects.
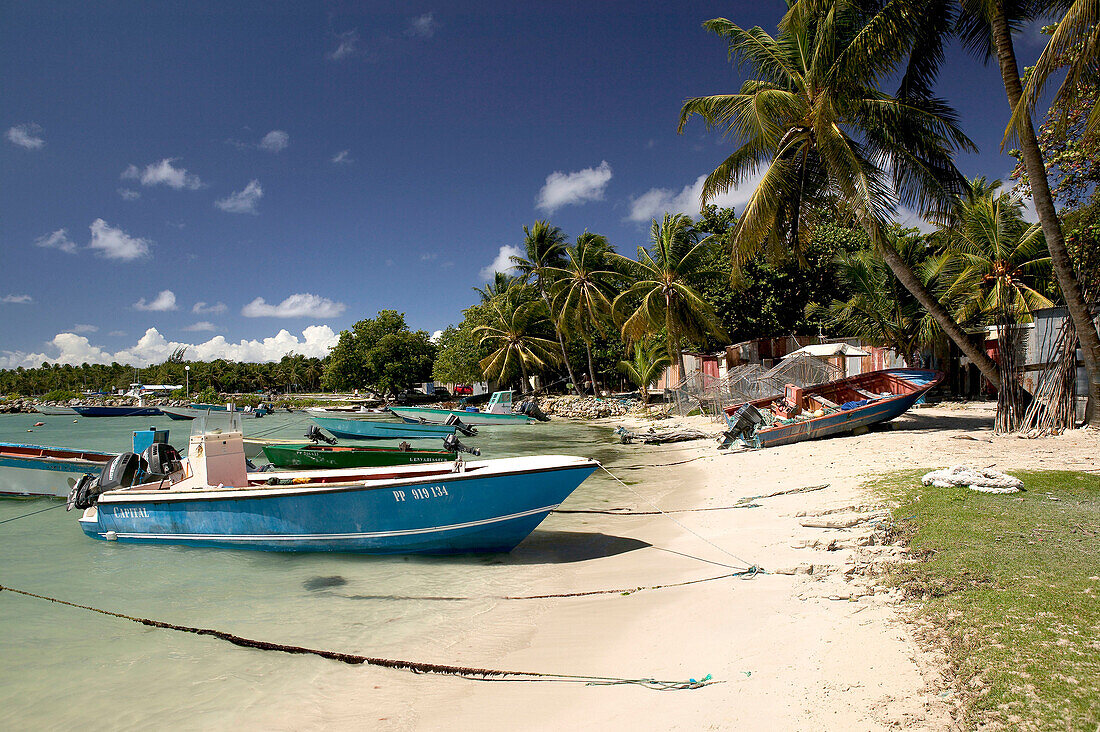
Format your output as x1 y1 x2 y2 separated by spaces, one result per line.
189 410 243 437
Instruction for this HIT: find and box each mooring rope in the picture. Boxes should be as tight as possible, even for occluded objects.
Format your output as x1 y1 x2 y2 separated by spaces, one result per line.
557 484 828 516
0 584 717 690
0 502 67 525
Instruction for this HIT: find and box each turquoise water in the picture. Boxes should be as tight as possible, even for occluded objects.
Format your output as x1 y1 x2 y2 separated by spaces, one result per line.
0 411 670 729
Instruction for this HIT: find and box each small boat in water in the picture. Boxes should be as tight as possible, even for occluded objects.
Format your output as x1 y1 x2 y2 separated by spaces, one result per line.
72 405 162 417
390 391 546 426
0 442 116 497
162 406 263 420
71 414 597 554
311 416 459 441
721 368 943 449
34 405 79 416
261 441 468 469
303 405 393 420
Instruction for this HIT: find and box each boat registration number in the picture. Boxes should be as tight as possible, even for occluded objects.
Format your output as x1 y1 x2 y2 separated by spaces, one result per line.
393 485 448 502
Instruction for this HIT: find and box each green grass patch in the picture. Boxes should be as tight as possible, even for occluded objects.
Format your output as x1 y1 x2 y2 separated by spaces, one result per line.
876 469 1100 731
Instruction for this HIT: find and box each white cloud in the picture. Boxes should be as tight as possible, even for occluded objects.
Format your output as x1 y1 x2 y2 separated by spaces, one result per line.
34 228 78 254
332 149 352 164
108 330 126 337
895 205 936 234
0 326 340 369
133 289 178 311
407 12 439 37
327 29 359 60
183 321 218 332
2 294 33 304
536 160 612 213
118 188 140 201
72 324 98 333
241 293 346 318
259 130 289 152
88 219 151 260
626 171 765 223
478 244 522 282
431 329 443 342
193 301 228 315
216 179 263 214
6 123 45 149
121 158 203 190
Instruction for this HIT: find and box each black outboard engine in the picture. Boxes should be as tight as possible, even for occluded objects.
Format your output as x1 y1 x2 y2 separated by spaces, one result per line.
518 400 551 422
304 425 337 444
140 442 182 481
719 403 766 448
67 451 141 510
444 414 478 436
443 434 481 456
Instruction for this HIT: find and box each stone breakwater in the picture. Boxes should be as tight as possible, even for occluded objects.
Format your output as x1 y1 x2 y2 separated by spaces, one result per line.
534 395 642 419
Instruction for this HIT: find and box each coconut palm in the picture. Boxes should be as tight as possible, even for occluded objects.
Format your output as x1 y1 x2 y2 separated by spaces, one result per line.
612 213 728 382
676 1 1005 388
934 179 1054 430
473 290 561 393
618 337 672 403
473 271 518 303
510 221 582 394
548 232 618 395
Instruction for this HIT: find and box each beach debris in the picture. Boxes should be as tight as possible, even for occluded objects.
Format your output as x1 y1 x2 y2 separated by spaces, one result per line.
33 421 45 426
921 465 1024 493
614 425 715 444
799 514 866 529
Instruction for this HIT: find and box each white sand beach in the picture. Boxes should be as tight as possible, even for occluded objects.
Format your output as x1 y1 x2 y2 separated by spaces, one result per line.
313 403 1096 731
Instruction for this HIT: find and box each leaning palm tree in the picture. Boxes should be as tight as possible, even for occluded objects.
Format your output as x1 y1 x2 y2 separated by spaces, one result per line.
473 293 561 393
510 221 582 394
934 180 1054 431
677 2 1004 388
548 232 618 395
612 213 728 381
618 337 672 404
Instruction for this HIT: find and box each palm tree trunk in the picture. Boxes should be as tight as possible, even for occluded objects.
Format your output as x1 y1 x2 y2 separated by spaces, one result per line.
519 356 529 395
584 339 599 396
540 290 581 395
877 243 1001 386
989 6 1100 426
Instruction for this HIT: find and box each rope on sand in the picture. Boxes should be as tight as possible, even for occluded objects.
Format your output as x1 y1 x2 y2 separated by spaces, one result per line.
0 584 718 690
555 483 828 516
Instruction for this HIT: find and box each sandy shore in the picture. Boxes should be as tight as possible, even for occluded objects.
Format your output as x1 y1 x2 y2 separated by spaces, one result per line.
336 403 1097 730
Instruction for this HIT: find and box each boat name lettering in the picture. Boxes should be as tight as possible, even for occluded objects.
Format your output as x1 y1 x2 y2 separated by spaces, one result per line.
112 507 149 518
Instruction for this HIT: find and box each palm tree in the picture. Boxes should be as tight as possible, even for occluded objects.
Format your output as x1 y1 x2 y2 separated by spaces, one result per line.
473 271 518 303
618 337 672 403
474 290 561 392
548 232 618 395
612 213 728 382
676 2 1003 388
808 230 938 363
934 179 1054 430
510 221 582 394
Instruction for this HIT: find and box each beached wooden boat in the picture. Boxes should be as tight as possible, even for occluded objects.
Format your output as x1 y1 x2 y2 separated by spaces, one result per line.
311 416 457 440
0 442 116 497
262 443 458 469
390 391 540 426
722 368 943 448
71 414 597 554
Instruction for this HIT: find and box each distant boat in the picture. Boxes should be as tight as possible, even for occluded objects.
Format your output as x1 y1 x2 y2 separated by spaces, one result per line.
722 368 943 449
70 414 597 554
262 443 459 469
34 405 79 415
162 406 262 420
0 442 116 497
72 406 162 417
390 391 542 426
303 406 393 420
190 403 269 416
311 416 457 441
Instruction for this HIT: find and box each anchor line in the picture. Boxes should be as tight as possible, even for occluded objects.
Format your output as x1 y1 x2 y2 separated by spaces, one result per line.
0 584 718 691
0 502 67 525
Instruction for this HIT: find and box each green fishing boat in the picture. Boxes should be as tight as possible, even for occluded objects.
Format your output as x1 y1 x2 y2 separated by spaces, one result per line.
261 443 459 469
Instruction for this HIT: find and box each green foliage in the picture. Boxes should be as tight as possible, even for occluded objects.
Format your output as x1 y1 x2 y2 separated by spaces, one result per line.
194 386 219 404
617 337 671 403
474 289 561 388
432 321 484 386
878 469 1100 729
321 310 436 396
42 388 80 403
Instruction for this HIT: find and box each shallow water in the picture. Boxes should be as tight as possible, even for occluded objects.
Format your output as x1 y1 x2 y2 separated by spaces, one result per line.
0 410 661 729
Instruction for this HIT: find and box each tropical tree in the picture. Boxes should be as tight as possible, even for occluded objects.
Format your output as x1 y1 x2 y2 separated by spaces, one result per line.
549 232 618 395
510 221 582 394
612 213 728 381
474 291 561 392
618 337 672 403
933 180 1054 430
676 2 1003 388
473 271 518 303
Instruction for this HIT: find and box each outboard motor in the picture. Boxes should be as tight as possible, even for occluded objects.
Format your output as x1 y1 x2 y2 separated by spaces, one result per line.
444 414 478 437
67 451 141 510
443 434 481 456
518 400 551 422
140 442 182 481
304 425 337 445
719 403 766 448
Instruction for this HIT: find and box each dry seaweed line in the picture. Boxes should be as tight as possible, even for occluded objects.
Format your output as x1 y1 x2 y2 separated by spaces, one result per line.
0 584 717 690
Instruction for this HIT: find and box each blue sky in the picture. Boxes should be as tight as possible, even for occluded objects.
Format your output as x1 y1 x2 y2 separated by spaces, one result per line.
0 1 1050 368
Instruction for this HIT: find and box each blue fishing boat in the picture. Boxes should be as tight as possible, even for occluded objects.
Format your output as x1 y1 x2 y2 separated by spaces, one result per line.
72 405 162 417
721 368 943 448
311 416 457 440
71 414 597 554
390 391 545 426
